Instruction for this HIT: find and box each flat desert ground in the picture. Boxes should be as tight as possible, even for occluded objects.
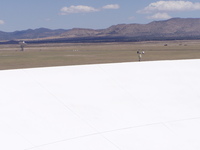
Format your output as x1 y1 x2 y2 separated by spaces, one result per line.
0 40 200 70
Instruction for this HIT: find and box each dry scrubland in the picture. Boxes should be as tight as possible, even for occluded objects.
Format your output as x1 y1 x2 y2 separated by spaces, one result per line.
0 40 200 70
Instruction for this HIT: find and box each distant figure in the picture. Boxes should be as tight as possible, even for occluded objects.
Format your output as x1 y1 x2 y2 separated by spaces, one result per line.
19 41 27 51
137 50 145 61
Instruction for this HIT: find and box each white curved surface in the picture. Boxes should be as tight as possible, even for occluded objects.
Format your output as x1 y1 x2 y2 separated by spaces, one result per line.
0 59 200 150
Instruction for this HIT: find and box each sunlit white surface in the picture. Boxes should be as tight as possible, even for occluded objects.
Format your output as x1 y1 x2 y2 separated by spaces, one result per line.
0 59 200 150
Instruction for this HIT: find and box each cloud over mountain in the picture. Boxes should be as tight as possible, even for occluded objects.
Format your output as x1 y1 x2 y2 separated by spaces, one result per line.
138 1 200 20
139 1 200 13
147 12 172 19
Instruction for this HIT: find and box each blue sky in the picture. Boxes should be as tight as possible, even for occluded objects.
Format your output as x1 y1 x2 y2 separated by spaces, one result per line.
1 0 200 32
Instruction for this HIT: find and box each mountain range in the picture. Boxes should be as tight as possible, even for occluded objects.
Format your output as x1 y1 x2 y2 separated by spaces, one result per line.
1 18 200 43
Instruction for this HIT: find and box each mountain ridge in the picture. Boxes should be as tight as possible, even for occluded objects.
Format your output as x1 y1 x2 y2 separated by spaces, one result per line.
1 18 200 43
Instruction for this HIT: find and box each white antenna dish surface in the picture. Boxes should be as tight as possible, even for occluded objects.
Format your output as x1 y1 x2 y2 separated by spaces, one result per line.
19 41 27 46
19 41 27 51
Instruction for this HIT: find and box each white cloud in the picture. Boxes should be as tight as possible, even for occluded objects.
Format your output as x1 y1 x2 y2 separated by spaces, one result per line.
60 5 99 15
102 4 120 9
138 1 200 13
0 20 5 25
60 4 120 15
147 13 172 19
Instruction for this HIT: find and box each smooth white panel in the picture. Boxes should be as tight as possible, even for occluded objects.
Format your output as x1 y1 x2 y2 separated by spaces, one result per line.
0 59 200 150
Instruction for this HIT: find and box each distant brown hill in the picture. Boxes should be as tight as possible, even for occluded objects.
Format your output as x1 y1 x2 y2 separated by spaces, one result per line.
0 28 68 41
60 18 200 38
1 18 200 43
